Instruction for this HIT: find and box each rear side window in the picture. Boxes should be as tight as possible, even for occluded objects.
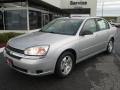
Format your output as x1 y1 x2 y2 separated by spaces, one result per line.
96 19 110 30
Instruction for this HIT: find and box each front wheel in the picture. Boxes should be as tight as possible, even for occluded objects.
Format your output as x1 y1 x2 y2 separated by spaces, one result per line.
106 40 114 54
55 51 75 78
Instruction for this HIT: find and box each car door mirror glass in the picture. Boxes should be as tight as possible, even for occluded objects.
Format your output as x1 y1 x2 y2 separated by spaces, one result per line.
80 30 93 36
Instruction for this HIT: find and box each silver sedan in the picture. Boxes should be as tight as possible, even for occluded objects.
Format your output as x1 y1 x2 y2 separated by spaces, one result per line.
4 17 117 78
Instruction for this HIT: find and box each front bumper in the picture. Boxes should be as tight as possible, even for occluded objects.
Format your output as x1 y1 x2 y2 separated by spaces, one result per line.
3 49 55 76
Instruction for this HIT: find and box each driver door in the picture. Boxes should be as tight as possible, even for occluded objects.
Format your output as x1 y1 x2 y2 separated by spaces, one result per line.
77 19 98 60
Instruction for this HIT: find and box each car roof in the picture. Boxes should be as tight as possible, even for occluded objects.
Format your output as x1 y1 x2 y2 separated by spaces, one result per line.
58 16 101 20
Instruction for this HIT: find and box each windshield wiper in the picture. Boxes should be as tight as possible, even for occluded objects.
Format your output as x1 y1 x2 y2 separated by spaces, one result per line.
40 30 48 33
40 30 56 34
47 31 56 34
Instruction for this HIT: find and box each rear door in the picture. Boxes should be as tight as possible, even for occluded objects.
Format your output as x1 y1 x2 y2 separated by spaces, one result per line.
95 18 110 50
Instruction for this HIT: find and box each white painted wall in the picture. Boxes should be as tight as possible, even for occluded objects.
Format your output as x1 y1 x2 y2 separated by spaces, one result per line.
41 0 97 16
61 0 97 16
42 0 61 8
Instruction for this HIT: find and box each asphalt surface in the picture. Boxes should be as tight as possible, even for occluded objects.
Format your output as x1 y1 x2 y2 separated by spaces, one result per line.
0 29 120 90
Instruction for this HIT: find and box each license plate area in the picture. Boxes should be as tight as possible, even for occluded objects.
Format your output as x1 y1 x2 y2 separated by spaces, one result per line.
6 58 13 66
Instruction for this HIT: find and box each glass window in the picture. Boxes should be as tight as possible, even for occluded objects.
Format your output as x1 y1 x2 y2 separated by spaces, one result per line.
0 11 4 30
49 14 53 21
28 2 45 10
42 14 50 27
4 10 27 30
96 19 110 30
2 2 27 8
29 10 42 30
44 14 49 25
82 19 97 33
40 19 83 35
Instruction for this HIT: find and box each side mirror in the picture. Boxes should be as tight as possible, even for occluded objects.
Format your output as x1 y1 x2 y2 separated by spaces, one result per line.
80 30 93 36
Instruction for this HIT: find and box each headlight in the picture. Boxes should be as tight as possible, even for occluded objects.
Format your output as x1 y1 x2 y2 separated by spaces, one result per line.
24 46 49 56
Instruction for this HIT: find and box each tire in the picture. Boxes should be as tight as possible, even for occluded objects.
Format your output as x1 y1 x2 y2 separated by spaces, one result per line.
106 39 114 54
55 51 75 78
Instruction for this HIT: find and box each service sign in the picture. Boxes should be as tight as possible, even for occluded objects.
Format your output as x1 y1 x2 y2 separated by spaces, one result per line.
70 1 87 6
61 0 97 16
61 0 96 9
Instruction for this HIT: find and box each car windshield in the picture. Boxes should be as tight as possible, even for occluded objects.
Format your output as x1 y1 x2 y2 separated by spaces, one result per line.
40 19 83 35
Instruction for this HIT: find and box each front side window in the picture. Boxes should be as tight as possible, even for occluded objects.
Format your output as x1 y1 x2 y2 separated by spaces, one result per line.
96 19 110 30
40 19 83 35
82 19 97 33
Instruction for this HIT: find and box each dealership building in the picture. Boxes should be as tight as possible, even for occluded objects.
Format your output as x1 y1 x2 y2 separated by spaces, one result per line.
0 0 97 32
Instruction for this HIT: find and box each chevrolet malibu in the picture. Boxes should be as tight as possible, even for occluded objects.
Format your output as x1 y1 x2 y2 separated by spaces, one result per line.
4 17 117 78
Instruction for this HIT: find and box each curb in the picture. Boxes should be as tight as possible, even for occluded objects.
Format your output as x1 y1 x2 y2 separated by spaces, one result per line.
0 47 5 53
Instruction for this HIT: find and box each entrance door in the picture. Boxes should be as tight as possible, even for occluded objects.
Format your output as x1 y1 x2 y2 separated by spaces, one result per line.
42 13 49 27
0 11 4 30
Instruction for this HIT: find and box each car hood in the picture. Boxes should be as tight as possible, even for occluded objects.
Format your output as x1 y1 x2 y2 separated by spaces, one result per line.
8 32 73 50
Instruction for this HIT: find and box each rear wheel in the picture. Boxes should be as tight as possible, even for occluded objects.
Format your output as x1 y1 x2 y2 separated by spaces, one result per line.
55 51 75 78
106 40 114 54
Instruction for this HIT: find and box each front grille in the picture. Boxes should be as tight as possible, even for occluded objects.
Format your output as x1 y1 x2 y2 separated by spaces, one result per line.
5 48 22 59
5 45 24 59
6 45 24 54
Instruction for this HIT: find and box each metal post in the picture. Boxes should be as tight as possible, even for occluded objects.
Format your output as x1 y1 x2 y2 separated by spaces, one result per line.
2 7 5 31
26 0 30 31
81 0 83 8
102 2 104 17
